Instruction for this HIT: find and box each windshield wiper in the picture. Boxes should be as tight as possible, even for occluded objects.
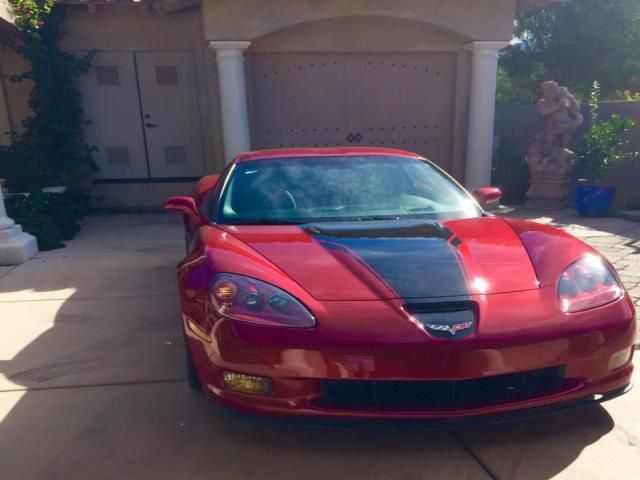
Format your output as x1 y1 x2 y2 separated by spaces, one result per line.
228 218 307 225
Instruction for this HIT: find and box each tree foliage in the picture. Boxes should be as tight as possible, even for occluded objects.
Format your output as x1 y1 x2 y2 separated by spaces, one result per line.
9 0 54 34
499 0 640 104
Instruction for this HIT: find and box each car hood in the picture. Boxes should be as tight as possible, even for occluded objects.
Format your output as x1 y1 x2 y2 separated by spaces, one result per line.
219 217 539 301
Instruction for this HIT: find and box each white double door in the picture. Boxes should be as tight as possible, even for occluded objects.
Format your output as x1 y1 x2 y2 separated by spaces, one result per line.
80 51 204 180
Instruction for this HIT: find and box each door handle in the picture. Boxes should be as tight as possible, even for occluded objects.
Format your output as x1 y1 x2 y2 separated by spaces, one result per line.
354 133 363 143
145 122 158 128
347 133 355 143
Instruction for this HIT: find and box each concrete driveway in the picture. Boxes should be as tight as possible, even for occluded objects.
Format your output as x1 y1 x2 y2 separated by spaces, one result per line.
0 212 638 480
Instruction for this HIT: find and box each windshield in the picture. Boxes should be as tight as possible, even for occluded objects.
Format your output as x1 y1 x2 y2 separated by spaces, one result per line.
216 156 481 224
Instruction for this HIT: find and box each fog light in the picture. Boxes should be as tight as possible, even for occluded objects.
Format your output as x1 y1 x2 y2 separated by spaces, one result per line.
609 348 633 371
223 372 272 395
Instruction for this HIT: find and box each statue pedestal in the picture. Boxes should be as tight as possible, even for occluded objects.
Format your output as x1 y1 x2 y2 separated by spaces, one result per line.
0 223 39 265
525 178 571 210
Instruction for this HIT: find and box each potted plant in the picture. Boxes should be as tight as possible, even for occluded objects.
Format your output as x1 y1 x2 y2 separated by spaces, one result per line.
575 82 638 216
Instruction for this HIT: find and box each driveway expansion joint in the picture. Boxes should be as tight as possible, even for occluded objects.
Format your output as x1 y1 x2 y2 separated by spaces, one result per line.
0 378 186 393
0 293 173 303
450 429 498 480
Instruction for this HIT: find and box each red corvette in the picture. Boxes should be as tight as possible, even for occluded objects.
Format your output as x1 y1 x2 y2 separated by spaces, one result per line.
165 148 635 422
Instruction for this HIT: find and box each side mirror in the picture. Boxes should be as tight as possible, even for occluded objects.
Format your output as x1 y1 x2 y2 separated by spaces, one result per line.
163 196 203 224
197 174 221 200
472 186 502 210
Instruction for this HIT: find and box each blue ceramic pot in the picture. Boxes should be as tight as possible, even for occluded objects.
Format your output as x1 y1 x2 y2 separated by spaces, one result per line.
574 184 616 217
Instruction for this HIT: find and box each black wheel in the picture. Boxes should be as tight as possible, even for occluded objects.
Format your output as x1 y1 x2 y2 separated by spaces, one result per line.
183 330 202 391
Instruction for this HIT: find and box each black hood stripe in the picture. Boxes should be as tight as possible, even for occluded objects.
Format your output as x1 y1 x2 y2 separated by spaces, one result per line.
305 220 470 299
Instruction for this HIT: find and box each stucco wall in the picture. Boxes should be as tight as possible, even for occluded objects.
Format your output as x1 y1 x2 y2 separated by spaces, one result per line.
0 46 32 142
92 181 198 209
0 0 14 28
251 16 467 53
202 0 517 42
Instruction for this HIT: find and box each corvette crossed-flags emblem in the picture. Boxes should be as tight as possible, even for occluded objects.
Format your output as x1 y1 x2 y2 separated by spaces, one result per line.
424 322 474 336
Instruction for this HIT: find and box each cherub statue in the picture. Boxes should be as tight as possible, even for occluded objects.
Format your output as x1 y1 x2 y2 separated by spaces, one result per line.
537 81 584 151
525 82 583 209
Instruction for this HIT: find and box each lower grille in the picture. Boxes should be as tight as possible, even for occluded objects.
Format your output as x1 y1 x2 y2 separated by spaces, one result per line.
319 366 567 410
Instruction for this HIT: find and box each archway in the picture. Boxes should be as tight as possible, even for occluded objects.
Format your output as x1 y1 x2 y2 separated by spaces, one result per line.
247 16 470 172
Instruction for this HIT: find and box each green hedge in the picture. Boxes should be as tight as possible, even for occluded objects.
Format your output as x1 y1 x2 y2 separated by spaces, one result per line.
4 190 90 250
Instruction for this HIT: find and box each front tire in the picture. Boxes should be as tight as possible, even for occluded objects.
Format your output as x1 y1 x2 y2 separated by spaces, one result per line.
183 330 202 391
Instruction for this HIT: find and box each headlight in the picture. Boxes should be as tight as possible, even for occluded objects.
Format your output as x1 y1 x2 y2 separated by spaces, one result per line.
557 254 624 313
210 273 315 327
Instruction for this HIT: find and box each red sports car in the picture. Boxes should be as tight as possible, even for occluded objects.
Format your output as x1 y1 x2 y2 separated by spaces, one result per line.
165 148 635 422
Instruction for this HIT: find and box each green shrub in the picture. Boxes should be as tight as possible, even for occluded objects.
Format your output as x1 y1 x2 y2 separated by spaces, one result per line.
4 190 90 250
578 81 639 181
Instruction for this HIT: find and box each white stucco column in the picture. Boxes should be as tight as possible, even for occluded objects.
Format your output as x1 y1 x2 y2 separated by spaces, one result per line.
209 41 252 163
463 41 510 190
0 188 38 265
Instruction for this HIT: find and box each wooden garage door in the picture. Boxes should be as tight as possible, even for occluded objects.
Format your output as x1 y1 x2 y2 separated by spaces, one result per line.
250 52 456 170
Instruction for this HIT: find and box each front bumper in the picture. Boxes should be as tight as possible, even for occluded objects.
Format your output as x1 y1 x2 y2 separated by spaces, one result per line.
186 291 636 421
205 364 633 422
192 335 635 421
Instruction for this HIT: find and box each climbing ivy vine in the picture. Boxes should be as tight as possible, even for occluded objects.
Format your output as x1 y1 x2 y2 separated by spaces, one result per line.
0 2 95 192
0 2 95 250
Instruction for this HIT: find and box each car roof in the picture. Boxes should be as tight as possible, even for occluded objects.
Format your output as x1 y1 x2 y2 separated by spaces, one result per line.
233 147 425 163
